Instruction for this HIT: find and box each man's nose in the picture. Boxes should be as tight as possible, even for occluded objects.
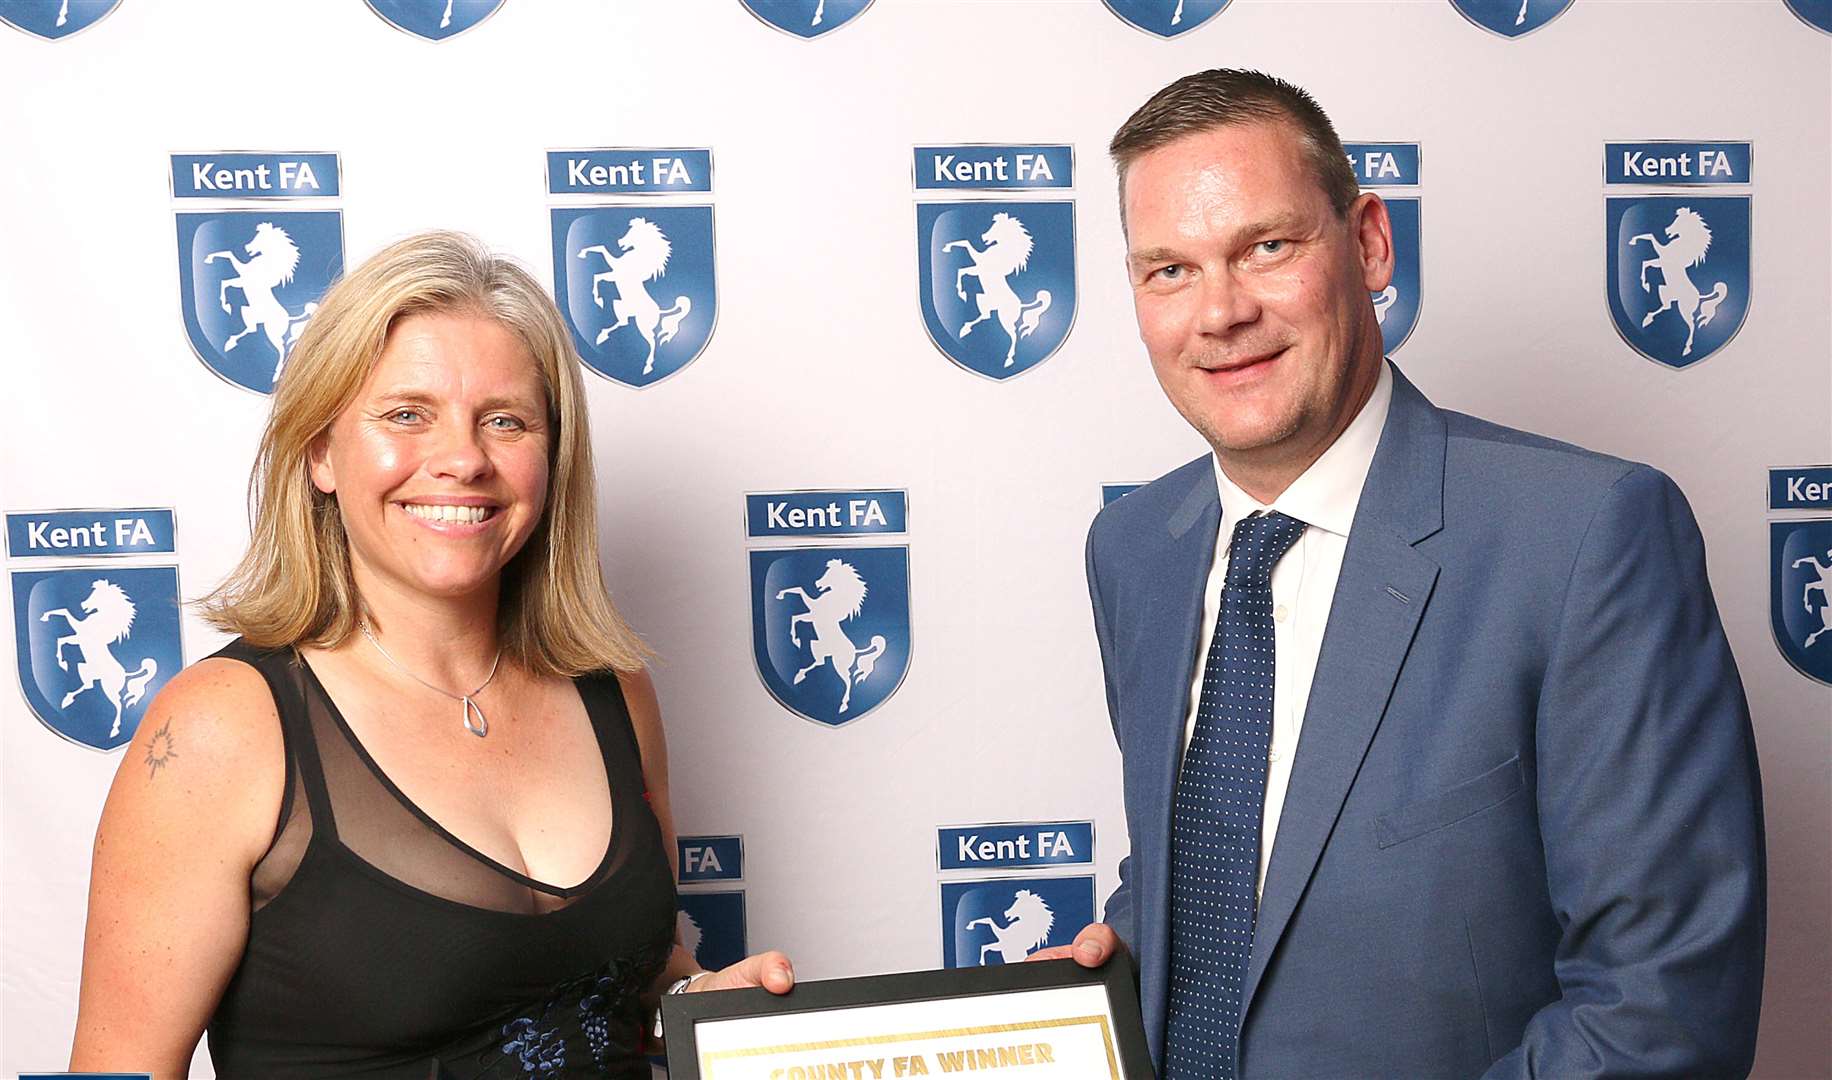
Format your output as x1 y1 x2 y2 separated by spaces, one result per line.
1194 269 1262 335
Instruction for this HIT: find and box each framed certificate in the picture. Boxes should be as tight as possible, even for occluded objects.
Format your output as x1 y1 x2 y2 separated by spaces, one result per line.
661 958 1151 1079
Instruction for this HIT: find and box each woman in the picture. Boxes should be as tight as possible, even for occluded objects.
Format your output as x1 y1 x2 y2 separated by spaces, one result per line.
69 231 791 1077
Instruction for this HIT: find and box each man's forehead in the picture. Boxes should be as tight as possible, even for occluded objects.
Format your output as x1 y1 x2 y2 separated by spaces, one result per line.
1121 120 1322 236
1127 119 1307 184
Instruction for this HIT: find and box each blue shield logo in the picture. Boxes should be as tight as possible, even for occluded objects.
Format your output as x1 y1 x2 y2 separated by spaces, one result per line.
365 0 506 40
1606 196 1749 368
1786 0 1832 32
940 877 1094 968
1773 520 1832 686
1101 0 1231 37
175 210 344 395
1375 196 1421 354
0 0 121 40
918 201 1076 380
750 546 910 726
12 566 183 751
676 891 747 971
551 206 716 388
740 0 873 38
1449 0 1574 36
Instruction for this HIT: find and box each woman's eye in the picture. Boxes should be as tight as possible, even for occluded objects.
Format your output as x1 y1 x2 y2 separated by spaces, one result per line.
388 408 422 424
487 415 525 432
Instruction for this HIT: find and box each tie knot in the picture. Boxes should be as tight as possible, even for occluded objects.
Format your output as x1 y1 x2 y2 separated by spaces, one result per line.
1225 511 1307 588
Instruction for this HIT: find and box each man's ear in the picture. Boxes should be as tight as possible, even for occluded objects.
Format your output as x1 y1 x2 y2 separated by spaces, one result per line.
1352 192 1395 293
307 434 335 494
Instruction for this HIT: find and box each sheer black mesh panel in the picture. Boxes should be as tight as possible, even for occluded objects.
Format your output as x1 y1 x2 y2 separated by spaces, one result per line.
296 662 636 917
249 742 310 912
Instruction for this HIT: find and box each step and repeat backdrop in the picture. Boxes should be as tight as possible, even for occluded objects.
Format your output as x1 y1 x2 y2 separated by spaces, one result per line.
3 0 1828 1075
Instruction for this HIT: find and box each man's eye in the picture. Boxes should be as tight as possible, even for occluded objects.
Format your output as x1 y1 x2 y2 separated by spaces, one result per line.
1257 240 1287 255
1152 265 1185 282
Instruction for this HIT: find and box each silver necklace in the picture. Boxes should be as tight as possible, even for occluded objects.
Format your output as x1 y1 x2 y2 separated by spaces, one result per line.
359 624 502 738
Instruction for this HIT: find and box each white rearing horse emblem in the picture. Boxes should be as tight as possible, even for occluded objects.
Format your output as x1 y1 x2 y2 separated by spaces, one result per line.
1793 548 1832 649
205 221 319 384
1630 206 1729 358
943 212 1053 368
39 579 159 739
966 890 1056 965
774 559 887 715
577 217 693 376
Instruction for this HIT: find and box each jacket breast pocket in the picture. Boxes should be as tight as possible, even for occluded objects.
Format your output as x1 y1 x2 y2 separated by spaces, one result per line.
1376 755 1525 849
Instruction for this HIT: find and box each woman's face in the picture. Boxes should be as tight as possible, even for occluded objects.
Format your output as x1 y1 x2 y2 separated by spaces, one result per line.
309 311 552 608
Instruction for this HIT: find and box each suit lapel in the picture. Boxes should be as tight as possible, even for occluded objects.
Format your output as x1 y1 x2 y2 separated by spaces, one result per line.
1131 463 1222 994
1241 369 1448 1014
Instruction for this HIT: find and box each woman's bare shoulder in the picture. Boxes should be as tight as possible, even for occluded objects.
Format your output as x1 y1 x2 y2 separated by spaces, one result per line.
104 654 287 858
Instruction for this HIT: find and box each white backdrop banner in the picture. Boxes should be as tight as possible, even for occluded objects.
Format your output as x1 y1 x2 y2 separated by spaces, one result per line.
2 1 1827 1076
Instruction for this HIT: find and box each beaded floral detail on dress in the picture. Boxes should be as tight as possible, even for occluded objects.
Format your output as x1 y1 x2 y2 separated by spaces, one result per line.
475 941 671 1077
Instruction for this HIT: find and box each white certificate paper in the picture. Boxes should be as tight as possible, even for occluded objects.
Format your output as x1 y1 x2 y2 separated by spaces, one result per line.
691 983 1127 1079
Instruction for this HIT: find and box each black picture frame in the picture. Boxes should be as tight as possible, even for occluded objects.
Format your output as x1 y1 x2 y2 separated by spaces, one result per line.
661 958 1150 1079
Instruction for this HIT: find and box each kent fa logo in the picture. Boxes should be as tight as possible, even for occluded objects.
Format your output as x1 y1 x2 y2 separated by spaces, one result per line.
1604 141 1751 369
747 490 911 726
1768 468 1832 686
676 891 747 971
0 0 122 40
751 547 910 726
1102 0 1231 37
1785 0 1832 33
915 145 1077 381
1345 143 1422 354
365 0 506 40
12 566 182 752
171 153 344 394
740 0 873 38
1449 0 1574 37
940 877 1094 968
549 149 716 388
1772 520 1832 686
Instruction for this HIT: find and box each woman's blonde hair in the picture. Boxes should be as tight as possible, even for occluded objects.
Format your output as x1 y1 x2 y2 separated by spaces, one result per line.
201 230 650 675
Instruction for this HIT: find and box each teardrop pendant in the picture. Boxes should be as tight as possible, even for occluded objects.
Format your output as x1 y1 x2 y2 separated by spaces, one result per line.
462 695 489 738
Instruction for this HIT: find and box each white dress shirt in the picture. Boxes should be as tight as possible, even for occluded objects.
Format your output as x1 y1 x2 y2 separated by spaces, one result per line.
1181 361 1394 895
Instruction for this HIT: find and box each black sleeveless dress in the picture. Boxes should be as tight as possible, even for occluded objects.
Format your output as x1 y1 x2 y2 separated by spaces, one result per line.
204 640 676 1078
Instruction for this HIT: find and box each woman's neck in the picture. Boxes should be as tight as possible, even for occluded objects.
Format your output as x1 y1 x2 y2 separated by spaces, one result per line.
349 571 505 689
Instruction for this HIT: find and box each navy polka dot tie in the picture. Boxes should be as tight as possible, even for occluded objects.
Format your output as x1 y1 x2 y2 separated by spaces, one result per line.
1165 510 1307 1080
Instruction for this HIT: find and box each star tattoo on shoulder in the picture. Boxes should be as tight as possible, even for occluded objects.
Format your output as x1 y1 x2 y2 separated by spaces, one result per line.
144 720 178 779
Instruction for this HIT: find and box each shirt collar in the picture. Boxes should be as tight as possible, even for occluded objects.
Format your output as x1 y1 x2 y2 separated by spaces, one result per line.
1212 360 1394 540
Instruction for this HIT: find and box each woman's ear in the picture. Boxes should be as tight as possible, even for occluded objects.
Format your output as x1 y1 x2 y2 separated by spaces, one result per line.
307 434 335 494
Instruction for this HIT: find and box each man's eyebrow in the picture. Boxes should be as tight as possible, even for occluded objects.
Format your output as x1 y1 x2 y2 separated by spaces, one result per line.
1127 212 1316 270
1126 246 1183 268
1237 211 1309 239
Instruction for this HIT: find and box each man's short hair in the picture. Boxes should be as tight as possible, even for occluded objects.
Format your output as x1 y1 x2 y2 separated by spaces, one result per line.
1109 68 1360 226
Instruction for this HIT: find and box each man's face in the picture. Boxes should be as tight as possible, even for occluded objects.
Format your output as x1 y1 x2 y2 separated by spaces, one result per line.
1123 121 1392 480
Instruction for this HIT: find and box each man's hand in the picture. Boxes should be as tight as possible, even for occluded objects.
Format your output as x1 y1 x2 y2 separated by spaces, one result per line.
1026 923 1122 969
690 950 795 994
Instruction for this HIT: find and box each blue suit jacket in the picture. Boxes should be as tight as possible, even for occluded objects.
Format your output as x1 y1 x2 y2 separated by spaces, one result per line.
1088 369 1765 1078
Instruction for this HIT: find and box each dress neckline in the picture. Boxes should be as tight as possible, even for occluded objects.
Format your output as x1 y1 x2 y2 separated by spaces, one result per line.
297 654 621 900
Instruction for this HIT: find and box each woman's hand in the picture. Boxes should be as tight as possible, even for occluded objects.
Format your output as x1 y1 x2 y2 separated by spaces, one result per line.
687 950 796 994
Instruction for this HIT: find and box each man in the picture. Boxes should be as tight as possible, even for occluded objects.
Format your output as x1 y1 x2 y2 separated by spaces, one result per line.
1033 70 1766 1078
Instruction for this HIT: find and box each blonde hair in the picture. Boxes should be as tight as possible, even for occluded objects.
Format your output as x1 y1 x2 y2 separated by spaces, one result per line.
202 230 650 675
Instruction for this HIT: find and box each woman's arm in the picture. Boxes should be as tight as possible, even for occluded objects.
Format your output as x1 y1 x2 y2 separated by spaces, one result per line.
69 658 288 1078
620 666 793 996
